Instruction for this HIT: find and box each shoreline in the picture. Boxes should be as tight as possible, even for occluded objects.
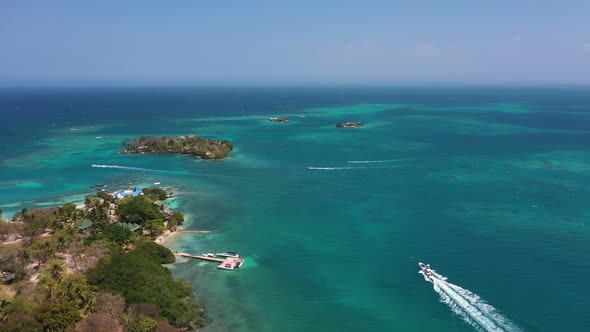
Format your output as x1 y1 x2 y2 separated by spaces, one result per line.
155 228 182 246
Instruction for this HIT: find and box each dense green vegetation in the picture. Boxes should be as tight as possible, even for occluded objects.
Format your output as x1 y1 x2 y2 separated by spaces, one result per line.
116 195 165 224
142 187 169 201
102 223 135 245
0 196 200 331
134 240 176 264
122 135 233 159
87 243 203 328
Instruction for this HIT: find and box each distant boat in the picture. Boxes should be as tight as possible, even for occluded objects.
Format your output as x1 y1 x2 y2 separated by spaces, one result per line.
153 182 161 185
269 117 290 123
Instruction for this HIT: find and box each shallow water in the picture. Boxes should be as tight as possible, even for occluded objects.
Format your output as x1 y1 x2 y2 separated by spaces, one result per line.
1 87 590 331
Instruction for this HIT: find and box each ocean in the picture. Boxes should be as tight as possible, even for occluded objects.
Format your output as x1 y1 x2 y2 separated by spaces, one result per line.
1 86 589 331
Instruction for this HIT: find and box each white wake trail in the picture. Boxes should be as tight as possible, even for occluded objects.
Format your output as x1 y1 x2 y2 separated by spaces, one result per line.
445 282 521 332
431 277 503 331
91 164 187 174
421 270 520 332
306 166 367 170
306 165 404 170
346 158 412 164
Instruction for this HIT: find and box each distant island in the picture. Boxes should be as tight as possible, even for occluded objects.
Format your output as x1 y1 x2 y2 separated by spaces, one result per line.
269 117 290 123
336 122 365 128
122 135 233 159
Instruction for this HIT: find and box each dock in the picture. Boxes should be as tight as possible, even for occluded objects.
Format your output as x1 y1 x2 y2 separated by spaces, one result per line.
177 230 213 234
175 252 245 270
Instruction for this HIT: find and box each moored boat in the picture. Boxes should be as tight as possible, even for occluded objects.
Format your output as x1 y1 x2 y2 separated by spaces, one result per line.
216 251 240 258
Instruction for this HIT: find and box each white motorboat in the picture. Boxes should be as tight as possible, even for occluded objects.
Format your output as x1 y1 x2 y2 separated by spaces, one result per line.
216 251 240 258
419 262 434 277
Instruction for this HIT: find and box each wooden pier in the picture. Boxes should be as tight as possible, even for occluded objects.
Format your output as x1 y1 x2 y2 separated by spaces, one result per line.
177 230 213 234
175 252 245 270
175 252 224 263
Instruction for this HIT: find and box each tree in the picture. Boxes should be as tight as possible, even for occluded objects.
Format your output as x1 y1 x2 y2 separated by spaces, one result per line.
30 240 54 267
102 224 133 245
34 301 80 331
55 274 96 311
17 249 31 268
173 297 205 329
87 251 202 326
76 312 124 332
23 217 47 239
143 219 165 237
59 202 78 223
38 274 57 299
88 201 110 230
116 196 164 225
95 292 125 320
126 315 157 332
0 313 43 332
134 241 175 264
0 222 9 242
0 209 3 220
129 303 161 319
141 187 169 201
49 262 64 282
154 320 177 332
168 212 184 230
55 234 69 252
97 191 114 203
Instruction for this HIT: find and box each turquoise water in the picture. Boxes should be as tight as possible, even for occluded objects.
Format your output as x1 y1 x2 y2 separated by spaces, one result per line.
1 87 590 331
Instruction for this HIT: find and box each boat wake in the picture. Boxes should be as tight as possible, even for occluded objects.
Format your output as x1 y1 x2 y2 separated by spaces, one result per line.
346 158 413 164
420 269 520 332
91 164 186 174
307 166 366 170
306 165 404 170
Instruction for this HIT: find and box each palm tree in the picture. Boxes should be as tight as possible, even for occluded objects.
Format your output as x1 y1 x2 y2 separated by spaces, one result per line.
38 274 56 299
49 263 63 283
56 235 69 252
18 249 31 268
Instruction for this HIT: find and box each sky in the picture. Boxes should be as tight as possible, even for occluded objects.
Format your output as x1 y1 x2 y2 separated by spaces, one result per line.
1 0 590 86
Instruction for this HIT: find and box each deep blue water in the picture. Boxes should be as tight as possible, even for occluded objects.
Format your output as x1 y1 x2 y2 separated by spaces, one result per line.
1 87 590 331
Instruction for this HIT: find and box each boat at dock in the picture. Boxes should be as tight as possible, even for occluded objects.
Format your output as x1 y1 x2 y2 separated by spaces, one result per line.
90 184 108 191
217 251 240 258
217 257 245 270
176 251 245 271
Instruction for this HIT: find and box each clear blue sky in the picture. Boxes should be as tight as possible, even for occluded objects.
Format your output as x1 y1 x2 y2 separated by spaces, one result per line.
2 1 590 85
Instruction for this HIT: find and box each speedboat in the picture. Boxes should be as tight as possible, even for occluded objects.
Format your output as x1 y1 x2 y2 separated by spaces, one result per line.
419 262 434 277
216 251 239 258
203 253 216 258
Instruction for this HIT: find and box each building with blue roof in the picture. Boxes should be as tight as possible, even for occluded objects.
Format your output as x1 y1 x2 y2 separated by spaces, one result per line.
112 187 143 200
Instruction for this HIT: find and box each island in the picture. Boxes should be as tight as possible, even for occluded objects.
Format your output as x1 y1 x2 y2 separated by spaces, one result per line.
269 117 290 123
122 135 233 159
336 122 365 128
0 187 204 331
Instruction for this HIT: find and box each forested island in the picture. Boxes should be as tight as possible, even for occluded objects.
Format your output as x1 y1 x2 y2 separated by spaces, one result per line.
122 135 233 160
0 187 204 331
336 122 365 128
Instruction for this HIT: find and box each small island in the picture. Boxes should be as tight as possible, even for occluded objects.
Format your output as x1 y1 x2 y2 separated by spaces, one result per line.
269 117 290 123
336 122 365 128
122 135 233 159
